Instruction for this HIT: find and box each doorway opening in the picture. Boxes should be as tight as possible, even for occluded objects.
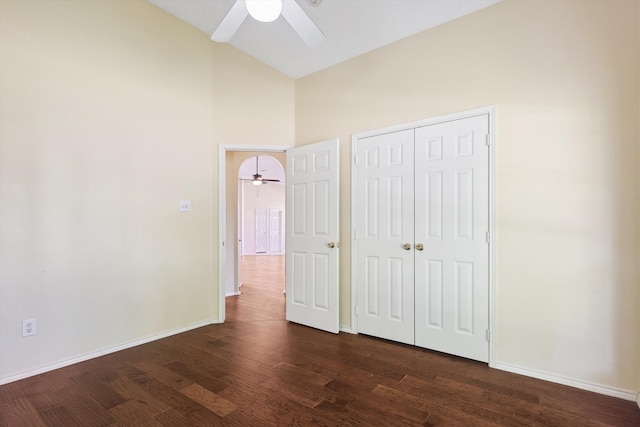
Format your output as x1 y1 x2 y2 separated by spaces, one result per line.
218 145 288 323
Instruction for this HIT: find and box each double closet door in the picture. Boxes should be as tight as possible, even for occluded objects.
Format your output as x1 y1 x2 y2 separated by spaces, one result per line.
355 114 490 362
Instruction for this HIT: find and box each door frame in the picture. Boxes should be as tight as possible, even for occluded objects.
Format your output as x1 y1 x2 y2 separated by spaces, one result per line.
218 144 290 323
350 105 497 365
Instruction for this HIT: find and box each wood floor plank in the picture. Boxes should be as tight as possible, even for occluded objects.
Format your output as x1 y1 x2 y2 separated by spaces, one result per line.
36 405 85 427
1 255 638 426
107 375 172 418
131 361 194 391
50 386 115 427
70 371 126 410
108 400 164 427
0 397 46 427
179 383 236 417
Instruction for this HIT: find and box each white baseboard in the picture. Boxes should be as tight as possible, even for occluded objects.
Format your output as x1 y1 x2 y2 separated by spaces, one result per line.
0 318 221 386
492 361 638 402
225 291 242 297
637 392 639 408
339 325 355 334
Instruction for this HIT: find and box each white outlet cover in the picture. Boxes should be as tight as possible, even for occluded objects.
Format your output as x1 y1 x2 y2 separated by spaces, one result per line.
22 319 36 337
179 200 191 212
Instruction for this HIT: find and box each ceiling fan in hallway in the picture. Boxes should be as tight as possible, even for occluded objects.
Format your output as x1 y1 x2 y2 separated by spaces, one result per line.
211 0 325 47
240 156 281 186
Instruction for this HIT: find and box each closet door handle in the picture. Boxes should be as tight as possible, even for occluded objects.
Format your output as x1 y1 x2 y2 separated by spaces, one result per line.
415 243 424 251
327 242 336 249
402 243 412 250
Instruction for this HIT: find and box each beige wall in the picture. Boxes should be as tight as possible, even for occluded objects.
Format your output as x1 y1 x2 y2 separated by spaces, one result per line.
295 0 639 394
0 0 294 381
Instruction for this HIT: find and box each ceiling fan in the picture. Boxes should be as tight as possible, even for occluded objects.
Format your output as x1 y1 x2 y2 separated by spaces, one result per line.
241 156 281 186
211 0 325 48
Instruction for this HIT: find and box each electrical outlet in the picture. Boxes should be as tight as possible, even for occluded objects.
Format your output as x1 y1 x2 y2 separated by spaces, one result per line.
22 319 36 337
179 200 191 212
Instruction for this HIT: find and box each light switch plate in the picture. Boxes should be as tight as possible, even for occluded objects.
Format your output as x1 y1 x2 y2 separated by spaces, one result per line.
179 200 191 212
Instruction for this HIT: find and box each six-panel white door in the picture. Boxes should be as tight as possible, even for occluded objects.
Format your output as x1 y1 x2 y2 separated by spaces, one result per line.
355 129 415 344
414 115 489 362
355 114 490 362
285 139 340 333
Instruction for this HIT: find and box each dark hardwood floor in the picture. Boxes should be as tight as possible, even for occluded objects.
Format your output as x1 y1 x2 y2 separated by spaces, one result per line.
1 255 639 426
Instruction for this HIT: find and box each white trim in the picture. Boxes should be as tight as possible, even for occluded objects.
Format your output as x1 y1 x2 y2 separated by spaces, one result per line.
226 291 242 297
353 105 496 139
350 136 358 333
0 319 219 386
493 361 639 402
339 325 355 334
350 106 497 364
218 144 289 324
488 106 497 367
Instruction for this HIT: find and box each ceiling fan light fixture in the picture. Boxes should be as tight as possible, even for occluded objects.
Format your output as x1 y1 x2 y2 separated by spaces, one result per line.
246 0 283 23
252 178 263 186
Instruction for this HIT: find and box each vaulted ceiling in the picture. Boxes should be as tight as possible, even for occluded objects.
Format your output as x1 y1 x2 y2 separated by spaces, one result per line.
148 0 502 79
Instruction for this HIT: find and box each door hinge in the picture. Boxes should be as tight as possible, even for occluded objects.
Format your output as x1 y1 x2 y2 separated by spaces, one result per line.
486 329 490 342
354 155 359 165
486 231 490 244
355 306 359 315
354 230 359 240
485 134 490 146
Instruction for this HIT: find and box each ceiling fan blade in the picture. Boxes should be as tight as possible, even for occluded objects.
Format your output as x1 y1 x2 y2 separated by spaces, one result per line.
262 179 281 182
281 0 325 48
211 0 249 43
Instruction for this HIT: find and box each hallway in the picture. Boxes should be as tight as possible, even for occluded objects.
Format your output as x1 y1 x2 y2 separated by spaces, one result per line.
226 255 285 323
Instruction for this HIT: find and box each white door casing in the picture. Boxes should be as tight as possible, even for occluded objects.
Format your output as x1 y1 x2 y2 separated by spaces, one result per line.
255 207 267 253
414 115 489 362
286 139 340 333
355 129 415 344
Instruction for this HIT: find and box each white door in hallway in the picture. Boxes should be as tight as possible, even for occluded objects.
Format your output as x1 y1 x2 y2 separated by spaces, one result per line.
414 115 489 362
255 207 267 253
355 129 416 344
269 208 282 252
285 139 340 333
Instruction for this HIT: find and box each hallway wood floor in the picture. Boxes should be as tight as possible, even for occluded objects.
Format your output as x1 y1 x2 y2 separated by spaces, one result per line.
1 255 638 426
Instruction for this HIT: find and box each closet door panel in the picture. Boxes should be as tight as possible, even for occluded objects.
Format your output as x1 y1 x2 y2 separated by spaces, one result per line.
355 129 415 344
414 115 490 362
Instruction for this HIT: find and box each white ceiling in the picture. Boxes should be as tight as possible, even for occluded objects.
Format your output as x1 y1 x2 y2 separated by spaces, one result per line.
148 0 502 79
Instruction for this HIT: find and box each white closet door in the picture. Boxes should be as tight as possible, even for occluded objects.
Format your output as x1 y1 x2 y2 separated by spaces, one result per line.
355 129 415 344
414 115 490 362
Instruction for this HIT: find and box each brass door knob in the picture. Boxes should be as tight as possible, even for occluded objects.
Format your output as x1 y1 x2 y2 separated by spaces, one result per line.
402 243 411 250
327 242 336 248
415 243 424 251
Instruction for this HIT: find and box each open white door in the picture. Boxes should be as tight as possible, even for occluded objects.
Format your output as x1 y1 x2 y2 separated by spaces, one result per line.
285 139 340 333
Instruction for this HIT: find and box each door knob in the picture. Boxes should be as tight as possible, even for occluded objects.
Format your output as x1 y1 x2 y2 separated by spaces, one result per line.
415 243 424 251
402 243 411 250
327 242 336 248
